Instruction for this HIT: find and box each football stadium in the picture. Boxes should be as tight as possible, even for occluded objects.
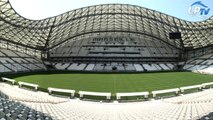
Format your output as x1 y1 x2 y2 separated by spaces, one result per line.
0 0 213 119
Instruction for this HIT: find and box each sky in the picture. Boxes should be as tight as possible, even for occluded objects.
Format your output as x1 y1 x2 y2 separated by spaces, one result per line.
9 0 213 22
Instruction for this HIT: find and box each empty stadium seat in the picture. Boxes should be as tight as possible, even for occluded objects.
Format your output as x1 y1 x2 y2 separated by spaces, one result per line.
50 36 179 72
0 49 46 73
1 81 212 120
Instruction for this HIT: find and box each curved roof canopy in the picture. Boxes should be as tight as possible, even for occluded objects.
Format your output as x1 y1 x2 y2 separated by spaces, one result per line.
0 0 212 50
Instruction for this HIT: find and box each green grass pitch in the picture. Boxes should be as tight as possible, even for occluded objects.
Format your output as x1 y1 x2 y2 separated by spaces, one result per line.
11 72 213 95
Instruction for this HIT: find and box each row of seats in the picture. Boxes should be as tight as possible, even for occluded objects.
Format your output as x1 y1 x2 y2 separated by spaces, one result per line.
0 83 69 104
54 63 175 72
23 101 213 120
50 37 179 58
50 37 179 71
183 53 213 75
164 89 213 104
0 94 53 120
0 49 46 73
0 82 212 120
